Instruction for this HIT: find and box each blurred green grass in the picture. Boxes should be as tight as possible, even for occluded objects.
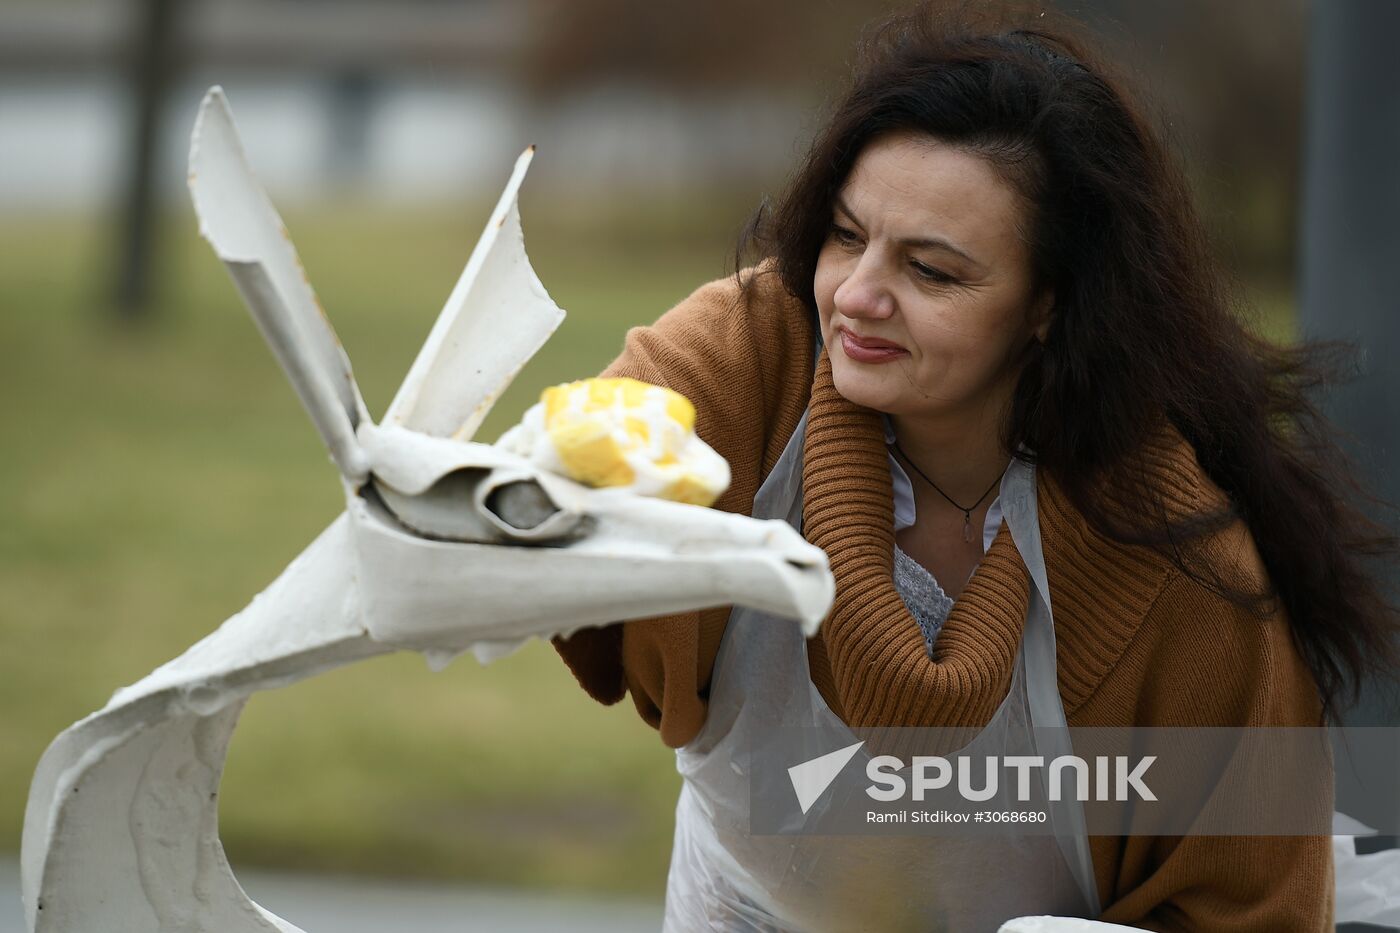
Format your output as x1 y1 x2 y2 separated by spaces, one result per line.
0 199 1296 897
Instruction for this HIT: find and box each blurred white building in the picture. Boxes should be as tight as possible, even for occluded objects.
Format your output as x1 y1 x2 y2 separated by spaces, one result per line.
0 0 807 211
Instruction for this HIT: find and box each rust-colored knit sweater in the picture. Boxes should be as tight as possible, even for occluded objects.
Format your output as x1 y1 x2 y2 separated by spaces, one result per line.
551 263 1333 931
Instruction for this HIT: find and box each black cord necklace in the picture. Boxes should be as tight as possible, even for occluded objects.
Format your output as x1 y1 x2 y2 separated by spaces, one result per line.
890 439 1005 544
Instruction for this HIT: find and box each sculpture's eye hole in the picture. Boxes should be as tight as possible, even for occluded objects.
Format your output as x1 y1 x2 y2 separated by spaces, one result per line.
485 480 561 531
370 471 588 546
479 478 591 544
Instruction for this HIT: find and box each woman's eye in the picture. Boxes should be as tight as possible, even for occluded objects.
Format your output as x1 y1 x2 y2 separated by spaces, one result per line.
829 224 861 248
910 261 954 284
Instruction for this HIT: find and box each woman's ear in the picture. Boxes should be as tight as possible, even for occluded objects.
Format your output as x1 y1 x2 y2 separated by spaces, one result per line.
1031 287 1055 343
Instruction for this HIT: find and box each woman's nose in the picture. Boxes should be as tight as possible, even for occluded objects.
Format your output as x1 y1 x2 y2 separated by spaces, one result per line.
832 259 896 320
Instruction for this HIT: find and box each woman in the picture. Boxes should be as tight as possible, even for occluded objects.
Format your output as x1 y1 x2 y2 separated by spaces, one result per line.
551 3 1399 930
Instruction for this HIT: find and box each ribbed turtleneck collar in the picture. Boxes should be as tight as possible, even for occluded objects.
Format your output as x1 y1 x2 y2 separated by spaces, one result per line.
799 346 1229 726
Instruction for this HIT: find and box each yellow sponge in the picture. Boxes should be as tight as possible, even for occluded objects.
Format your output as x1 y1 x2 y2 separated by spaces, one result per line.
496 377 730 506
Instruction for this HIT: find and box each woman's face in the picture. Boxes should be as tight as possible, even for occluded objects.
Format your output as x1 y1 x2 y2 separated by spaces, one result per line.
814 131 1052 423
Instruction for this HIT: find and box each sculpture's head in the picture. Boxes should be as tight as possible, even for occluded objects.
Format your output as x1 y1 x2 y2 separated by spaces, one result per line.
188 87 834 664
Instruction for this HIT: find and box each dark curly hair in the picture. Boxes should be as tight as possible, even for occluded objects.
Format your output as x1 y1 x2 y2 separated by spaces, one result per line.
736 0 1399 722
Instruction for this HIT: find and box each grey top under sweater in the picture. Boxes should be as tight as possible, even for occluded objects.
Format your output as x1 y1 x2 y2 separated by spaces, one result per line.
893 545 956 656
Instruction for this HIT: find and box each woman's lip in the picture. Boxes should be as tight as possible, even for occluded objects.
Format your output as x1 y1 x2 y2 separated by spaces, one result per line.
838 328 907 363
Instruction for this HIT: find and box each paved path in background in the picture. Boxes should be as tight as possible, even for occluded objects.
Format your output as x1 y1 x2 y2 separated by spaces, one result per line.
0 858 662 932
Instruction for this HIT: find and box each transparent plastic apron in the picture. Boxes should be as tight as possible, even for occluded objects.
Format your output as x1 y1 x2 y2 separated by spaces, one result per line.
663 403 1103 932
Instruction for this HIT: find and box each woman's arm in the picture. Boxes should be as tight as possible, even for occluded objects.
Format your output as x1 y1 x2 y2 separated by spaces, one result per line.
550 262 814 748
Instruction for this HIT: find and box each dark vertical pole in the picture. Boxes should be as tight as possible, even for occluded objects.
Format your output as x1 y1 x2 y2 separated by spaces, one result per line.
1298 0 1400 884
1300 0 1400 706
326 70 376 189
114 0 178 320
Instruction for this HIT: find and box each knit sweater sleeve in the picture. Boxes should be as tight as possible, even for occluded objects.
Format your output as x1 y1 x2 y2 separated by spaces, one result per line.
549 264 813 748
1081 542 1333 931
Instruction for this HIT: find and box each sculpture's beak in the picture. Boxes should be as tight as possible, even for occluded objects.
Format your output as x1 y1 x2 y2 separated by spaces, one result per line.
349 475 835 651
348 426 835 640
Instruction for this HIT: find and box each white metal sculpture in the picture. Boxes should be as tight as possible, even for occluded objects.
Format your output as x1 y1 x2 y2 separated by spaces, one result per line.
18 87 835 933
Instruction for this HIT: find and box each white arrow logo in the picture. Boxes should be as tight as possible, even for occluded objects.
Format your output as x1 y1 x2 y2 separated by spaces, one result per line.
787 741 866 814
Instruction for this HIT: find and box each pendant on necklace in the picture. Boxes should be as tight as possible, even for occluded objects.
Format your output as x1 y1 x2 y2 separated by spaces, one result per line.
962 513 974 543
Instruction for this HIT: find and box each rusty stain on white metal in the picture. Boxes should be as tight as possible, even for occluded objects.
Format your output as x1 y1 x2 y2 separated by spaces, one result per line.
18 86 836 933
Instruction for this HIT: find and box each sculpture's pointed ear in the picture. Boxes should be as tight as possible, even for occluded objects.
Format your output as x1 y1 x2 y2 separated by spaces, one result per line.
188 86 371 482
382 146 566 442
